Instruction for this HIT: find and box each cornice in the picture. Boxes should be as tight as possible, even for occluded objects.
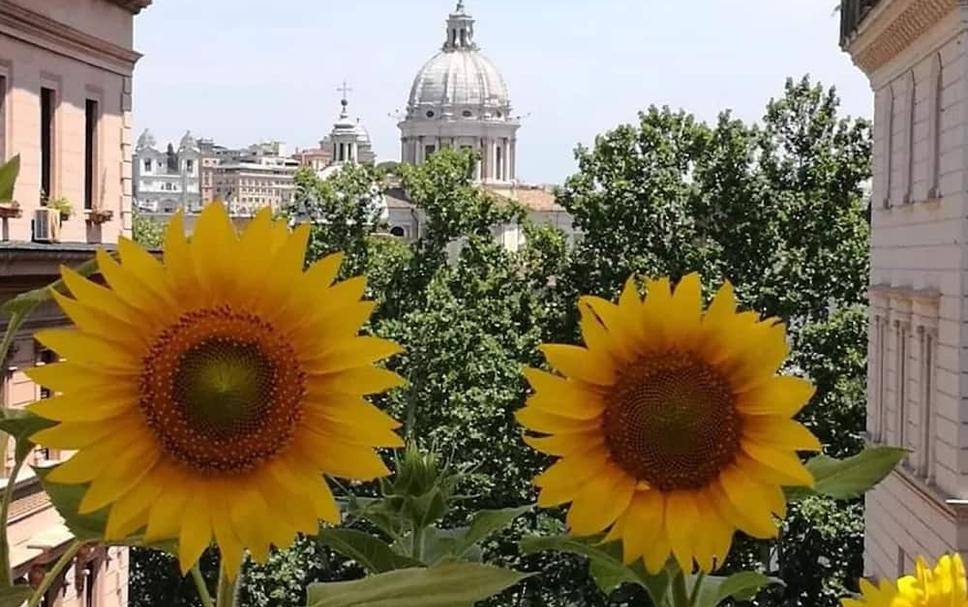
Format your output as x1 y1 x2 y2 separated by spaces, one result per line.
0 0 142 77
869 283 941 305
845 0 955 74
106 0 152 14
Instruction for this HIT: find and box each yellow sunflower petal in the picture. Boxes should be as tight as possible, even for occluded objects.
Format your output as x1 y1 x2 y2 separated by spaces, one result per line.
522 368 605 420
515 407 601 434
665 491 700 573
539 344 615 386
314 367 405 395
522 432 604 457
744 417 822 452
736 376 815 416
60 266 136 323
79 443 161 514
178 491 213 574
566 469 635 536
741 442 814 487
34 329 139 372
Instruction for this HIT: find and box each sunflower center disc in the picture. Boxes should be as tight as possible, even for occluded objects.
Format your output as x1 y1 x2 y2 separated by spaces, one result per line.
175 339 273 439
602 352 741 491
140 307 306 474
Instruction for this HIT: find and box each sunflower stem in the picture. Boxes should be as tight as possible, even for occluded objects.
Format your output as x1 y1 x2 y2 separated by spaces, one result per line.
190 563 214 607
411 525 425 562
0 445 26 587
687 571 705 607
215 567 240 607
670 569 689 607
25 539 82 607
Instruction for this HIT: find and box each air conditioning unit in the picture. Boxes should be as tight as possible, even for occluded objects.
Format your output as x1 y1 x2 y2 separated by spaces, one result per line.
33 207 58 242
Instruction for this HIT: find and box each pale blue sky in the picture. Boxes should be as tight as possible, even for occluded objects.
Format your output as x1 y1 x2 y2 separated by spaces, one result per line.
133 0 872 185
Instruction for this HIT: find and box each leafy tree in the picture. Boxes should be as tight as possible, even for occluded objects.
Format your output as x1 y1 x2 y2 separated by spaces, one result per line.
130 78 871 607
131 211 166 249
555 76 871 605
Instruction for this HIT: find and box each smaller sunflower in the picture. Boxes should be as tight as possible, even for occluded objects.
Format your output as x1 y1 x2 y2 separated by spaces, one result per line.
517 273 820 574
843 554 968 606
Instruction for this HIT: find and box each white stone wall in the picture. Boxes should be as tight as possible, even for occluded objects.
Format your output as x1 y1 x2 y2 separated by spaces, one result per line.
853 2 968 579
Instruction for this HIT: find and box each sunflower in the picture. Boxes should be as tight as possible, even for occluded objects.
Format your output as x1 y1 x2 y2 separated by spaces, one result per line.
28 203 404 577
842 554 968 606
517 273 820 573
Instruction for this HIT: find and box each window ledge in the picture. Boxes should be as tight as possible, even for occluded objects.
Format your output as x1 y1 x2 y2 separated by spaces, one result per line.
0 202 21 219
84 209 113 225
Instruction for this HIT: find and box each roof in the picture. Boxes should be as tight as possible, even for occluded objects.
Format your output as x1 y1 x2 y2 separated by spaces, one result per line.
487 186 563 212
106 0 152 14
385 188 415 210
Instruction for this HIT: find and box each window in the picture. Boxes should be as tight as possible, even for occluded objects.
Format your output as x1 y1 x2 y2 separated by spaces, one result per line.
0 75 6 160
40 87 55 201
928 53 942 198
462 110 473 117
84 99 99 210
883 85 895 208
425 110 435 118
144 158 152 172
903 71 915 203
186 159 194 173
897 324 908 451
390 226 405 237
425 145 436 159
496 146 504 180
919 331 936 481
876 317 887 440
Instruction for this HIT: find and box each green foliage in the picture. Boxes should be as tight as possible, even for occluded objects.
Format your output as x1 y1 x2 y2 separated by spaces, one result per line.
132 212 167 250
0 586 32 606
787 447 907 501
129 77 871 607
0 155 20 202
305 562 529 607
288 164 386 277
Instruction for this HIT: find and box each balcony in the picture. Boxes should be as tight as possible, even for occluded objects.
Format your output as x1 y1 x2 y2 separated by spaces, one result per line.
840 0 882 47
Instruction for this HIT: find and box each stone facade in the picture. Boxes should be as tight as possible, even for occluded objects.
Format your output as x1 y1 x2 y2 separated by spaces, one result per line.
207 141 298 215
133 130 201 213
0 1 148 604
842 0 968 579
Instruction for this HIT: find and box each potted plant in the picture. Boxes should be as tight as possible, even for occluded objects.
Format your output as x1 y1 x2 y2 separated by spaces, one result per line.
85 208 113 224
47 196 73 221
0 155 20 218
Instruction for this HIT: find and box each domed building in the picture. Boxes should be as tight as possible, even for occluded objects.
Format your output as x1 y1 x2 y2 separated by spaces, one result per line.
398 1 519 184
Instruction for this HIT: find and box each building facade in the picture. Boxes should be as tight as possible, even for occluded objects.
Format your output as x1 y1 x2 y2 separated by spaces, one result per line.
0 0 149 604
398 1 519 184
209 142 298 215
133 130 201 213
842 0 968 579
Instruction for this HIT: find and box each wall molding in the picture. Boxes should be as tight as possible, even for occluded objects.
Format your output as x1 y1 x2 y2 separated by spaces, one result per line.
0 1 142 77
846 0 955 74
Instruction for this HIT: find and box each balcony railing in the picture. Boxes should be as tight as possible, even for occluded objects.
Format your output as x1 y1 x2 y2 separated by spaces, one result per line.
840 0 882 47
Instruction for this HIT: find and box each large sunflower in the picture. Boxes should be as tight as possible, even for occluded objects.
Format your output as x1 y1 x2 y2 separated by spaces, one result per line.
28 203 404 577
842 554 968 606
517 273 820 573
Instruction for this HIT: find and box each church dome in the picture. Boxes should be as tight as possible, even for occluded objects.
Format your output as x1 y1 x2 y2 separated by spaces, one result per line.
406 2 512 120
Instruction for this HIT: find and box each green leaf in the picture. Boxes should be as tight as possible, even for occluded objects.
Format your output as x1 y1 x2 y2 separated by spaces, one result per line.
692 571 784 607
787 446 907 501
0 155 20 202
35 466 175 554
520 535 669 602
0 585 32 606
450 505 530 557
35 466 109 541
1 257 99 317
588 556 640 594
0 408 56 461
317 528 421 573
305 562 529 607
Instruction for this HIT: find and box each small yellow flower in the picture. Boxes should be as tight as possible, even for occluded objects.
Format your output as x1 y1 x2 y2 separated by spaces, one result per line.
517 274 819 573
843 554 968 606
29 203 404 578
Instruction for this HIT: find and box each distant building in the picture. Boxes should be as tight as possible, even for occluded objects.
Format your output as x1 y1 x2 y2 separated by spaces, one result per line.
398 0 519 184
133 130 201 213
382 2 575 245
293 146 332 173
0 0 150 604
209 142 299 215
841 0 968 580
